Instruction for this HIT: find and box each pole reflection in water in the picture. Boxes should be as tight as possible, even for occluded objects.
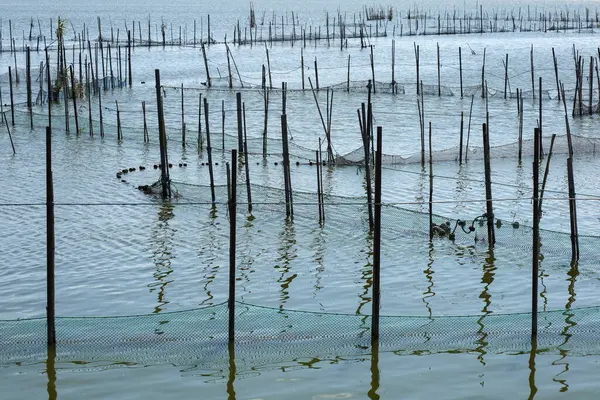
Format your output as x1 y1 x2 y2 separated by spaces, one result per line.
552 260 579 393
311 226 326 310
475 250 495 378
238 216 257 302
356 230 373 316
422 242 436 318
368 339 380 400
226 342 236 400
199 206 220 306
528 336 538 400
149 201 175 314
46 345 57 400
276 218 297 310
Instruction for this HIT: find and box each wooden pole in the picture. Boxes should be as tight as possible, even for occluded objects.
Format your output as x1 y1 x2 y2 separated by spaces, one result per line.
482 122 495 245
415 43 420 94
86 61 93 137
226 46 233 88
347 54 351 92
532 127 540 340
155 69 171 198
266 44 272 89
566 157 579 260
0 86 15 154
98 66 104 137
316 148 323 223
359 104 374 231
116 100 122 141
504 54 509 99
552 48 560 101
301 48 305 90
181 84 185 147
128 30 132 87
539 134 556 216
263 87 269 156
46 126 56 346
26 47 32 124
236 92 243 152
228 149 237 344
437 43 441 96
391 40 395 94
70 65 79 134
8 66 15 125
202 42 211 87
370 45 376 94
204 98 216 204
281 113 293 218
314 57 319 90
589 56 594 112
142 101 148 142
481 48 486 98
221 100 225 150
465 95 474 162
371 126 382 343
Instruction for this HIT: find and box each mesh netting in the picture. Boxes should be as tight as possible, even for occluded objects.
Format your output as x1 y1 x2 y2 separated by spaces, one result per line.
2 301 599 368
10 105 600 167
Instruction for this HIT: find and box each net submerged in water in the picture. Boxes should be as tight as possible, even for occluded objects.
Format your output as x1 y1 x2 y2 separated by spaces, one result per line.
1 301 600 368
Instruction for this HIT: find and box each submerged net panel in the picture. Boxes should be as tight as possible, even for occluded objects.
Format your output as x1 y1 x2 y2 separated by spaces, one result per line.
1 302 600 368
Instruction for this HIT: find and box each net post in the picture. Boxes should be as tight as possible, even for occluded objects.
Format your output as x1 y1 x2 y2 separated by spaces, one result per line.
46 126 56 346
228 149 237 344
371 126 382 344
532 127 540 340
482 122 495 245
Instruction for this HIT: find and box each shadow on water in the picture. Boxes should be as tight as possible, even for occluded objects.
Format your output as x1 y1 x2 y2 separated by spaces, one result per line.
148 200 175 314
46 345 57 400
551 260 579 393
475 248 496 376
276 218 297 310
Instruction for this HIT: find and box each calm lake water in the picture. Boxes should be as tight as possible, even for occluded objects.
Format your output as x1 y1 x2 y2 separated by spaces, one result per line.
2 0 600 398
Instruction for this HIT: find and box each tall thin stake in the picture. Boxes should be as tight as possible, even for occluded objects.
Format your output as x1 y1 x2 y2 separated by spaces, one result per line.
371 126 383 343
532 127 540 340
228 149 237 344
46 126 56 346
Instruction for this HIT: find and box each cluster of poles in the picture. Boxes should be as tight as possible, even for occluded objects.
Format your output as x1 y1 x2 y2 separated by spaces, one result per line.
1 4 600 56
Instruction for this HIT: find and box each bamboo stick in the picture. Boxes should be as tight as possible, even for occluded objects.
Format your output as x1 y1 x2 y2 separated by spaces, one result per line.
46 126 56 345
204 98 216 204
227 149 237 344
482 122 495 245
155 69 171 198
538 134 556 216
70 65 79 134
371 126 382 343
532 127 540 340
